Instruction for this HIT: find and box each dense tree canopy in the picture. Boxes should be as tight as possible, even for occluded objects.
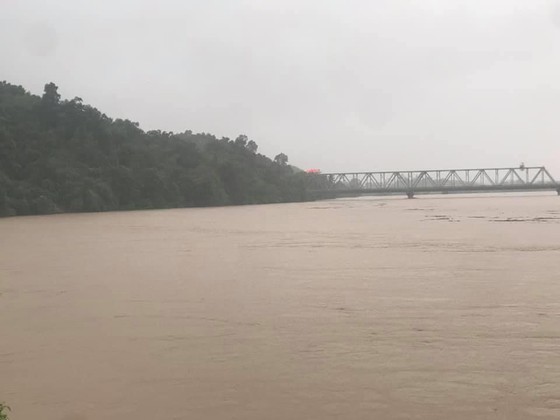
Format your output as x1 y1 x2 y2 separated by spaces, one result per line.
0 81 320 217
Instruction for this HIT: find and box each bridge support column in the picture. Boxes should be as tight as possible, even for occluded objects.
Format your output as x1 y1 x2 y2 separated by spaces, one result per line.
557 189 560 196
406 191 414 199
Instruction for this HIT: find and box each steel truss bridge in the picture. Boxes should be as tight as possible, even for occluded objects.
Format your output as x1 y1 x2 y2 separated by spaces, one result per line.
317 166 559 198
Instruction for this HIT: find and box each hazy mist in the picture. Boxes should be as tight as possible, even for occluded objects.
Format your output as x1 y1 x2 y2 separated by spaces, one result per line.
2 0 560 173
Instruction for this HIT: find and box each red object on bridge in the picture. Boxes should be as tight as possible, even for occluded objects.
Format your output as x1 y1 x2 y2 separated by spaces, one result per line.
306 169 321 173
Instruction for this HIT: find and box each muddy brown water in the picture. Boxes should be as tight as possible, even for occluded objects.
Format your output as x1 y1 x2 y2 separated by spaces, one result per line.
1 193 560 420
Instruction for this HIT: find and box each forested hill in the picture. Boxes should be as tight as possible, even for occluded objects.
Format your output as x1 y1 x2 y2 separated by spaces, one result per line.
0 81 315 217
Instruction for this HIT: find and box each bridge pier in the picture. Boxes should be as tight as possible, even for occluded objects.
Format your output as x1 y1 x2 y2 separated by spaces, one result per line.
557 188 560 196
406 191 414 199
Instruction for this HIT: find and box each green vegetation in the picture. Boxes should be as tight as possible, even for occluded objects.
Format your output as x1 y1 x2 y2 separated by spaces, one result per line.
0 81 321 217
0 403 9 420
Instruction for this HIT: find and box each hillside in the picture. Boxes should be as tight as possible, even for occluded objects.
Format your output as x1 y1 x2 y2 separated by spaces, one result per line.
0 82 315 217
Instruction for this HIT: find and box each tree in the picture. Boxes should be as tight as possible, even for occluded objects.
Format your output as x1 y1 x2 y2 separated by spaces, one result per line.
0 80 314 217
234 134 248 147
41 82 60 106
274 153 288 165
39 82 61 127
246 140 258 153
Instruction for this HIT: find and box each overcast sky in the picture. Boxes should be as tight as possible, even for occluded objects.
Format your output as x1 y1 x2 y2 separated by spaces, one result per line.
2 0 560 174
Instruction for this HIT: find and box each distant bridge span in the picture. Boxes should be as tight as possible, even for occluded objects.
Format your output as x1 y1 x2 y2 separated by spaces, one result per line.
314 166 559 198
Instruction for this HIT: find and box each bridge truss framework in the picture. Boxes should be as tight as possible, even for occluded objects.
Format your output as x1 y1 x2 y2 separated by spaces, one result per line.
321 166 559 198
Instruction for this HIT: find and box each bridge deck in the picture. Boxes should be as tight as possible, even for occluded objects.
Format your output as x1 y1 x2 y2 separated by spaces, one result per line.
314 166 559 198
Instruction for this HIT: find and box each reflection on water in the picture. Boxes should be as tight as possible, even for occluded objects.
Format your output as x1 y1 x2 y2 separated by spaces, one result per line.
1 193 560 420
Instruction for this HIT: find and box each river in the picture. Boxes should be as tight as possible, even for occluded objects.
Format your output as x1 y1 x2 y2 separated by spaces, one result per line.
1 193 560 419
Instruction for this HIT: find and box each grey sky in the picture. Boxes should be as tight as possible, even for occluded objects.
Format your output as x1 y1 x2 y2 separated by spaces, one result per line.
2 0 560 174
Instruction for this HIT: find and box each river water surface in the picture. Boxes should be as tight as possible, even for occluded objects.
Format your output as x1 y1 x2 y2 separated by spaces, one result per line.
2 194 560 419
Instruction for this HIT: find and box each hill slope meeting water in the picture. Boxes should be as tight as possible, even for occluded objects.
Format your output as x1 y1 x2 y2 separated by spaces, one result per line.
0 81 318 217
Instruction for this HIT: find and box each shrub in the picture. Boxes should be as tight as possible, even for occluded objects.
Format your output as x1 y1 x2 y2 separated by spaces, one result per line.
0 403 10 420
